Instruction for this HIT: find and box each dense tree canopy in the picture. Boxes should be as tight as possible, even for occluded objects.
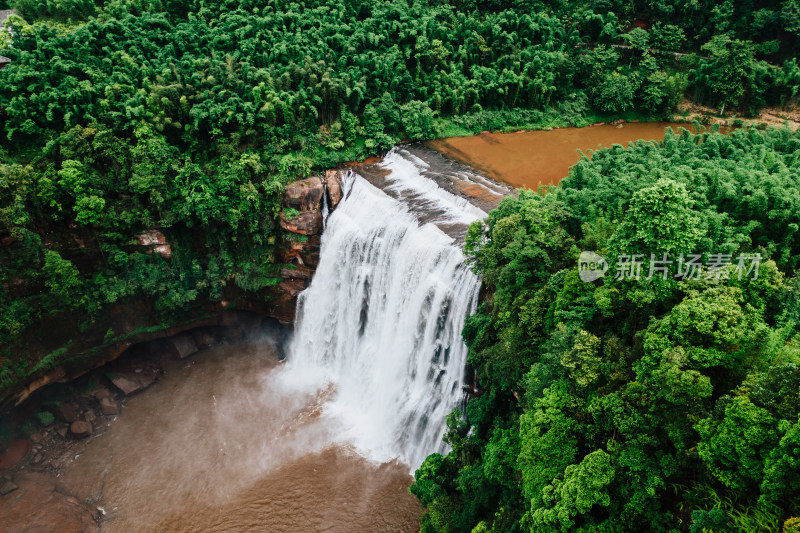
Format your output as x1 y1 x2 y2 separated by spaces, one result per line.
8 0 789 395
412 126 800 532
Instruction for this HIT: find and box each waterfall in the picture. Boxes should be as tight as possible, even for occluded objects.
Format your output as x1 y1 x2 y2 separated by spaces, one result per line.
320 174 330 229
282 152 483 470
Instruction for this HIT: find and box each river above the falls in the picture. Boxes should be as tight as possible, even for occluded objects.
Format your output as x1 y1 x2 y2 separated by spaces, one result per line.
427 121 693 189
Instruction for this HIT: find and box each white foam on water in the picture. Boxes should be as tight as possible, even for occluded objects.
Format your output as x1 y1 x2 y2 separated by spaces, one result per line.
380 148 488 225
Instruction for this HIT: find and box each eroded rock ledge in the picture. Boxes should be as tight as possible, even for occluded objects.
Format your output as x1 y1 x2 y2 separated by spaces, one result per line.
269 169 344 323
1 170 345 412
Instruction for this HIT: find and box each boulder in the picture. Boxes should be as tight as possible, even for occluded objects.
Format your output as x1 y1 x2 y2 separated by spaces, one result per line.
0 481 18 495
280 210 323 235
190 329 216 349
325 169 343 209
106 371 156 396
69 421 92 439
283 176 324 211
170 332 198 359
278 266 314 281
0 472 98 532
54 402 80 423
279 235 321 265
92 387 111 401
145 338 177 364
98 396 119 416
301 247 321 268
268 278 311 324
136 229 171 259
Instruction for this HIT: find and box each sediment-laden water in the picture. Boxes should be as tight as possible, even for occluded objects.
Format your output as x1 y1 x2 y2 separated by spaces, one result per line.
64 342 422 532
428 122 693 189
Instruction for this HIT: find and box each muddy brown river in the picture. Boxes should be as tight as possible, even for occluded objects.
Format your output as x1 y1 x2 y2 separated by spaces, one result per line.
428 122 692 189
63 341 421 532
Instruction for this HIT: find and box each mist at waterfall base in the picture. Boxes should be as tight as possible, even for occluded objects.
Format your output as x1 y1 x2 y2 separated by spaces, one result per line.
63 149 484 531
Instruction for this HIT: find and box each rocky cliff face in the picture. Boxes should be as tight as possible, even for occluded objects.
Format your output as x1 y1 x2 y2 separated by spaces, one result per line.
0 170 345 409
266 169 343 324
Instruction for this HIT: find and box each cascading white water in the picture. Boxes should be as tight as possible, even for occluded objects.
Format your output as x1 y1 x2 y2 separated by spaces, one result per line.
320 175 330 229
282 152 483 470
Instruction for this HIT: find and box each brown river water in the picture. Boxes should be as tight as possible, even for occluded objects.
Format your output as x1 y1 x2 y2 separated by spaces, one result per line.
63 341 421 532
428 122 692 189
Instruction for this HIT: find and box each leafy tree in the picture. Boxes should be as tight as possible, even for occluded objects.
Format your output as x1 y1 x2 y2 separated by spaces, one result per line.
696 396 779 493
592 70 636 113
418 125 800 532
42 250 83 307
693 36 759 114
528 449 615 531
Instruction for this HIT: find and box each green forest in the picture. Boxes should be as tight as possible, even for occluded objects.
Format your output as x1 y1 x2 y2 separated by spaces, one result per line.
411 125 800 532
1 1 800 531
1 0 799 391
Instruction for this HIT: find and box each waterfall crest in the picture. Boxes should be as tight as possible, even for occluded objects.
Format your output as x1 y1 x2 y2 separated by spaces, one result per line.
283 154 482 469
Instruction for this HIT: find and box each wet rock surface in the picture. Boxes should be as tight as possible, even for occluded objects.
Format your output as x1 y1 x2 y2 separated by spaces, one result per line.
106 371 156 396
98 396 119 416
272 171 347 322
283 176 325 211
170 332 198 359
325 169 344 209
280 235 321 268
69 421 92 439
0 472 98 533
280 209 323 235
190 328 217 349
55 402 80 423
